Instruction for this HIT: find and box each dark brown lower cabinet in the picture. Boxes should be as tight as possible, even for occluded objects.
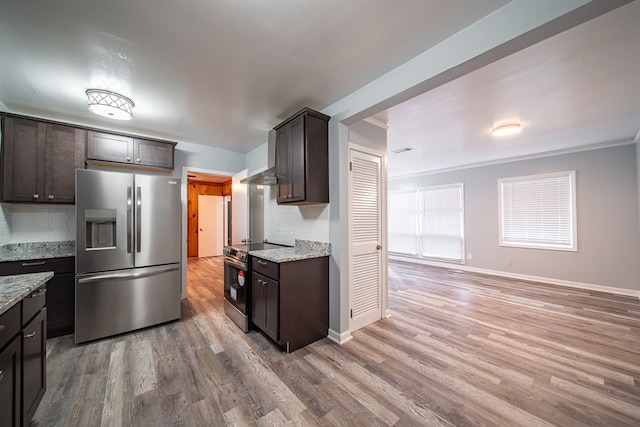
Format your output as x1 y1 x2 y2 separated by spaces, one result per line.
0 282 47 427
0 338 21 427
251 256 329 353
251 271 279 342
0 257 75 337
22 308 46 424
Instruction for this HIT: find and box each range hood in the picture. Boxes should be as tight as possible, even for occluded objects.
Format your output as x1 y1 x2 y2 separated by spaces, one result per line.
240 130 277 185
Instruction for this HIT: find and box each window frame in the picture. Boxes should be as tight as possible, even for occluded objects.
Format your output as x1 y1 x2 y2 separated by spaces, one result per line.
388 182 465 263
498 170 577 251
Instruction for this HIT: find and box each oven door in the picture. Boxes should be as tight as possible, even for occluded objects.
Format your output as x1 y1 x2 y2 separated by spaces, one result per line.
224 257 248 314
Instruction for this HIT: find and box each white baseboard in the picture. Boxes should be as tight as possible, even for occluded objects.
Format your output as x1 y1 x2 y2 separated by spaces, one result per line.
389 254 640 299
327 328 353 345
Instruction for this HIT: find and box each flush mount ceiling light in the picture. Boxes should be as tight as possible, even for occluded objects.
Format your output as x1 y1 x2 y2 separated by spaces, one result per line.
492 121 521 136
86 89 134 120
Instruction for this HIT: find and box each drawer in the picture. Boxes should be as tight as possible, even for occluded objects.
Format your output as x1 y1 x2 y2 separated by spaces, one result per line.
0 257 74 276
252 256 279 280
22 286 46 326
0 303 20 350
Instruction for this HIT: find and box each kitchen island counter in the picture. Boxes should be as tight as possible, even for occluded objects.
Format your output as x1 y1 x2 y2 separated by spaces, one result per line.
0 271 53 315
249 239 330 263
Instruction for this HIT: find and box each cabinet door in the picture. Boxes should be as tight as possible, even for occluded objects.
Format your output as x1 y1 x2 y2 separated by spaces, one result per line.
87 131 134 164
276 115 305 203
134 139 174 169
45 124 86 203
252 271 279 342
22 308 46 424
263 275 279 342
251 272 267 331
276 123 292 203
1 117 46 202
0 338 21 427
46 272 75 337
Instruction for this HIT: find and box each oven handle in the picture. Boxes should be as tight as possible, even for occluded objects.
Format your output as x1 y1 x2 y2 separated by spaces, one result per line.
224 257 248 271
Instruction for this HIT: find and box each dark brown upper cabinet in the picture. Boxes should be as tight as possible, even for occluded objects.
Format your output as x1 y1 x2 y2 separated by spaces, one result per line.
275 108 330 205
87 131 175 170
1 116 85 204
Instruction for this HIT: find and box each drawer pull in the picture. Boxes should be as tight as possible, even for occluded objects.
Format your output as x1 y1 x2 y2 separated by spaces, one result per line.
0 370 3 382
29 288 47 298
24 331 37 338
22 261 46 267
257 260 267 266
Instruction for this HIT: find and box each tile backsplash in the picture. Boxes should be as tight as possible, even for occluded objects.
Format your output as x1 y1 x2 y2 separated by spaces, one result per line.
264 186 329 246
0 204 75 245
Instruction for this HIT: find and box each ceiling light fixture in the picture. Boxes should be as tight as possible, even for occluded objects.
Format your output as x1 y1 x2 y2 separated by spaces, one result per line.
86 89 134 120
492 121 521 136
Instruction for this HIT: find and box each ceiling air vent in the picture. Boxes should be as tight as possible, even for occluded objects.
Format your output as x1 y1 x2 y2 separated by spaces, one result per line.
391 147 414 154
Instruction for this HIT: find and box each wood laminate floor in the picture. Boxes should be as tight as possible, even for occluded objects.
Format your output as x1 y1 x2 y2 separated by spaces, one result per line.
32 258 640 426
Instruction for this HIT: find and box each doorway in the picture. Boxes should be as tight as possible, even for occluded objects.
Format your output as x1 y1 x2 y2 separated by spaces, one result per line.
186 172 232 258
198 194 224 257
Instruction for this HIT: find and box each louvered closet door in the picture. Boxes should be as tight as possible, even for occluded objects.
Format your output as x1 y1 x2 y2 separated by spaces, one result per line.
349 149 383 331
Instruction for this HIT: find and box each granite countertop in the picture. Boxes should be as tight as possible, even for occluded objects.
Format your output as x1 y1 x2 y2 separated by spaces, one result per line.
250 239 331 263
0 241 75 262
0 272 54 316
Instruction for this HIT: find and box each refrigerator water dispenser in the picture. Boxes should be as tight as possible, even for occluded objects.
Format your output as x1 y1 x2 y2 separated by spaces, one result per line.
85 209 117 249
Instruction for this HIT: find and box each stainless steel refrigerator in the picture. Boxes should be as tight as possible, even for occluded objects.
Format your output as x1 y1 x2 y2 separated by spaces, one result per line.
75 169 181 343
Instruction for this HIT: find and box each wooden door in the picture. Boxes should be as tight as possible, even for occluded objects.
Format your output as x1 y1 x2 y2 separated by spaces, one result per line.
198 195 223 257
349 148 383 331
1 117 45 202
45 124 85 203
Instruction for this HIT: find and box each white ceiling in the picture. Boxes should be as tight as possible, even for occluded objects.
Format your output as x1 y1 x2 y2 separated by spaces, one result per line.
0 0 509 153
380 0 640 177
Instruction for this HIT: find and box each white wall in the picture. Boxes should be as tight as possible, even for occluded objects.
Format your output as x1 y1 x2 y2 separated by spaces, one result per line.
389 144 640 292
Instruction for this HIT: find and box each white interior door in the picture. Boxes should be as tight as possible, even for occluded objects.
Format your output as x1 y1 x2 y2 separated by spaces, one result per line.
198 195 223 257
231 170 248 244
349 148 383 331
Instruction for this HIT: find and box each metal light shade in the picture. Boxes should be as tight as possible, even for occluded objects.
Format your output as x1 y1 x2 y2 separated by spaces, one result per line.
86 89 134 120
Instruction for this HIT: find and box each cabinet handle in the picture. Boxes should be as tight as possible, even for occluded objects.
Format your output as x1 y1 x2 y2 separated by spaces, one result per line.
137 158 141 162
33 194 40 199
29 288 47 298
126 156 131 161
48 194 54 200
22 260 46 267
0 370 3 382
24 331 37 338
257 260 267 266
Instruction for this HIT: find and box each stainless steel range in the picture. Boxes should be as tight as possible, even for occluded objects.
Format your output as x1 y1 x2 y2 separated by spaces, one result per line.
223 242 284 332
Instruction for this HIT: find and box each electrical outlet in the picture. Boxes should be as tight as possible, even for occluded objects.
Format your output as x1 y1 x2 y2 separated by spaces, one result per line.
507 259 512 266
467 253 472 260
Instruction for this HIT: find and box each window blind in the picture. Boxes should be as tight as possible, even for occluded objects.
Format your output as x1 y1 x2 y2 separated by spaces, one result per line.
389 183 464 262
420 184 464 261
499 171 576 250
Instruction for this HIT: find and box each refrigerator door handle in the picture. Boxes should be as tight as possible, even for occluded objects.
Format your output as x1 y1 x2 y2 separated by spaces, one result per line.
77 265 180 284
127 186 133 253
136 186 142 253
